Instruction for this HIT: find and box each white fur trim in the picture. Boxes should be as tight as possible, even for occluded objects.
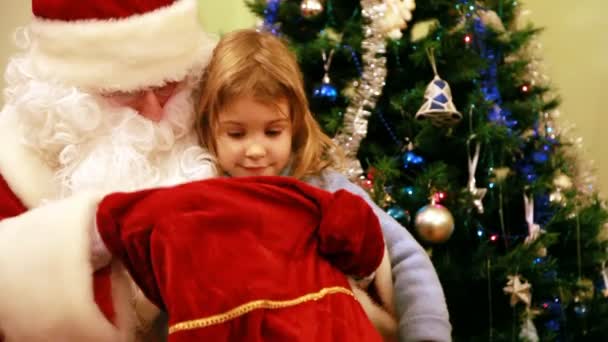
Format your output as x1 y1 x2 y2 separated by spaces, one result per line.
0 110 161 340
0 107 55 208
0 191 120 341
28 0 217 92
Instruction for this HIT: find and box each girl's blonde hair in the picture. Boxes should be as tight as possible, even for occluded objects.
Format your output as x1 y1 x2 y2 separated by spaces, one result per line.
196 29 342 179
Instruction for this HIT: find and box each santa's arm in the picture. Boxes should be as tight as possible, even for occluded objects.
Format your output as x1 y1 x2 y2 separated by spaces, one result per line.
0 186 120 341
0 111 155 340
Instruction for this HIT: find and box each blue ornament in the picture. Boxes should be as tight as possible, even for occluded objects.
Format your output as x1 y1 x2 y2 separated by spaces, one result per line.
387 206 410 225
543 270 558 280
488 105 517 128
402 151 424 168
313 75 338 103
532 151 549 164
542 297 562 316
520 164 537 182
401 186 415 196
387 206 406 220
595 275 608 294
545 319 561 332
573 303 589 318
313 50 338 103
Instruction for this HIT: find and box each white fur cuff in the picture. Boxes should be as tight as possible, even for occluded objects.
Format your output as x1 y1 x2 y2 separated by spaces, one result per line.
28 0 217 91
0 192 118 341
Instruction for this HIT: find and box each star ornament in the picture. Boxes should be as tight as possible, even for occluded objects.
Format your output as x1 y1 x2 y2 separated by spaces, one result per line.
503 275 532 307
466 177 487 214
470 186 487 214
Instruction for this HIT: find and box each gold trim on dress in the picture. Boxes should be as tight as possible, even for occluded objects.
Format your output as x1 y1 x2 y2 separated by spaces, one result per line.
168 286 355 334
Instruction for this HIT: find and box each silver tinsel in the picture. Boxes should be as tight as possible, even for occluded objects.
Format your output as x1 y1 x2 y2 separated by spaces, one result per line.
333 0 388 180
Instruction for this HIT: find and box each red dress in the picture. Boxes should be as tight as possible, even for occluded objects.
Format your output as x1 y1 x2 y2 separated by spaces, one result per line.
96 176 385 341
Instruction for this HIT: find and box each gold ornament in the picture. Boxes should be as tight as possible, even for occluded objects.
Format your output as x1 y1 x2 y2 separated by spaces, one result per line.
549 172 572 206
321 28 342 45
414 201 454 243
300 0 324 18
503 274 532 307
549 190 565 205
553 173 573 190
378 0 416 39
381 193 395 208
598 222 608 242
342 80 358 100
491 167 511 184
520 129 536 140
576 278 595 301
410 18 439 42
477 9 506 33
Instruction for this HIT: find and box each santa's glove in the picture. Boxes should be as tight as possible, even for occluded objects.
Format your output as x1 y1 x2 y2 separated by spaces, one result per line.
317 189 384 279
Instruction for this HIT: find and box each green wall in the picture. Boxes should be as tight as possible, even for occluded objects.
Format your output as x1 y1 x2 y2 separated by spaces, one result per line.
199 1 257 35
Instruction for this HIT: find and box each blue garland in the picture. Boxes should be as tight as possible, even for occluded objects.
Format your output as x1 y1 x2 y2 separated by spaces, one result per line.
472 16 517 128
261 0 281 35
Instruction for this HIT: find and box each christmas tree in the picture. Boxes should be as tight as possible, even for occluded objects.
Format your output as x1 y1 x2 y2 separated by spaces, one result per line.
248 0 608 341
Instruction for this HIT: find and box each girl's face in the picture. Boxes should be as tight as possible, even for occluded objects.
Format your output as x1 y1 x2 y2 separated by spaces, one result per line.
214 96 293 177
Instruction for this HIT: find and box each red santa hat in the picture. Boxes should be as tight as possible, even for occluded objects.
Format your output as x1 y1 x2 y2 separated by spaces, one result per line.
28 0 217 92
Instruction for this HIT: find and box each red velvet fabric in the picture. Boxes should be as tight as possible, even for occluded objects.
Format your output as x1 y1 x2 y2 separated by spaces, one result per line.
0 174 116 326
0 176 27 221
32 0 176 20
96 176 384 341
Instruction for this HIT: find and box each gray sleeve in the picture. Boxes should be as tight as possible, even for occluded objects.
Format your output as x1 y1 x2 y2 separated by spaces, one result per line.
313 171 452 342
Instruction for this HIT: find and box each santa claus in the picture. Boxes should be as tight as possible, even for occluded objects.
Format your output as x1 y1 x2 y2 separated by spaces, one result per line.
0 0 218 340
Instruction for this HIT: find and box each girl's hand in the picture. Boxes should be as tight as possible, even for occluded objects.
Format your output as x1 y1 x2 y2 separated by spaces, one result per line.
374 247 396 316
349 278 398 342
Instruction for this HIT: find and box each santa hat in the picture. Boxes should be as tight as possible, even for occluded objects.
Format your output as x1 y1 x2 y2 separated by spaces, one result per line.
28 0 217 92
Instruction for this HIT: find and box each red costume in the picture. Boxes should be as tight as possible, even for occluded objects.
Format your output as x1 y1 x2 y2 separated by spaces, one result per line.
96 176 385 341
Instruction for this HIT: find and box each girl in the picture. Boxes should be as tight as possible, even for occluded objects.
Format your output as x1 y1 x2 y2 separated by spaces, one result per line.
196 29 451 342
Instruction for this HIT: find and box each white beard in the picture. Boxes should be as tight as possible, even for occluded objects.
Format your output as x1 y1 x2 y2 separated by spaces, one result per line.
4 55 217 199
